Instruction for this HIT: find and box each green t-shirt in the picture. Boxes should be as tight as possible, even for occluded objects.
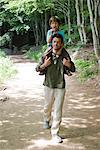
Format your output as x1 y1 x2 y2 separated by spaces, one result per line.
43 54 65 89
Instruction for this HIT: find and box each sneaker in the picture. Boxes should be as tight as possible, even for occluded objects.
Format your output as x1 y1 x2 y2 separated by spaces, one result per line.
51 135 63 143
43 121 50 129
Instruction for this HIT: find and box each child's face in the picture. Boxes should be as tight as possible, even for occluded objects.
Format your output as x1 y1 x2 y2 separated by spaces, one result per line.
50 21 59 32
52 37 63 50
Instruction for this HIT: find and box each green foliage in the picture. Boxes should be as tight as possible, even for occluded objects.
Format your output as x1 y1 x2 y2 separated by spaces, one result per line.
75 59 99 82
0 33 11 47
67 42 84 53
0 50 17 83
11 24 30 34
0 0 54 35
0 50 6 57
25 45 47 62
60 24 80 44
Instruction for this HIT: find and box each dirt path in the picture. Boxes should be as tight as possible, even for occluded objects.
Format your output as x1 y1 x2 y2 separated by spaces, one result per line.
0 55 100 150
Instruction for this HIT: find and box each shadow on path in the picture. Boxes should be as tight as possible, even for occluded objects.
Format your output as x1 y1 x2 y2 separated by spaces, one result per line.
0 55 100 150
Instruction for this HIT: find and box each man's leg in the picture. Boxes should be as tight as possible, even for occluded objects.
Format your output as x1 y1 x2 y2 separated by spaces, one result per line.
43 86 54 128
51 88 65 142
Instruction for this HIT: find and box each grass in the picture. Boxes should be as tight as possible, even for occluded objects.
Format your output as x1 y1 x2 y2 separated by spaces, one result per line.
25 45 47 62
75 59 99 82
0 50 17 83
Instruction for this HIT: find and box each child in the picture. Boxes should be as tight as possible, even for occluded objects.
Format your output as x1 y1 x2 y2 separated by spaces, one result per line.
36 33 75 143
46 16 72 76
46 16 64 49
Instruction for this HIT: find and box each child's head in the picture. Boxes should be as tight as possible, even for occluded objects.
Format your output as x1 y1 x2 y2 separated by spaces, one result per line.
52 33 64 50
49 16 60 32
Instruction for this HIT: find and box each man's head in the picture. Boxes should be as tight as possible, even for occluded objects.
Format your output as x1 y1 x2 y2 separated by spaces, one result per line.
52 33 64 50
49 16 60 32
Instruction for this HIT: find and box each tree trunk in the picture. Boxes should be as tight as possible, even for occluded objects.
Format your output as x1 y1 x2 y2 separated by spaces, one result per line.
75 0 84 43
64 12 67 24
44 11 48 38
67 0 72 44
34 13 39 46
33 25 36 45
41 14 44 43
97 1 100 43
87 0 100 62
80 0 87 44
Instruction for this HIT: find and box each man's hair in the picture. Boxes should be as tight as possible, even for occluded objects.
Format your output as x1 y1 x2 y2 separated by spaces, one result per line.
49 16 60 25
52 33 64 43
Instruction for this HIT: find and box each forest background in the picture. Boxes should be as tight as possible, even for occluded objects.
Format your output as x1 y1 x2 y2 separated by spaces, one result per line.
0 0 100 82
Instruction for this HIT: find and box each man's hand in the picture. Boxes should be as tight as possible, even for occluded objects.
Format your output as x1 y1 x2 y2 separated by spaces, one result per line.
63 58 71 68
36 56 51 71
44 56 51 67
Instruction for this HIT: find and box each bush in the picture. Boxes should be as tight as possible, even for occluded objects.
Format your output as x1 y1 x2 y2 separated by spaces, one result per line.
0 33 11 47
60 24 80 44
0 50 17 83
0 50 6 57
75 59 99 82
25 45 47 62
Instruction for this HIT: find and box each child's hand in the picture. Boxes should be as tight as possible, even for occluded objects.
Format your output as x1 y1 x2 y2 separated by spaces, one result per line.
44 56 51 67
51 29 57 34
52 31 57 35
63 58 71 68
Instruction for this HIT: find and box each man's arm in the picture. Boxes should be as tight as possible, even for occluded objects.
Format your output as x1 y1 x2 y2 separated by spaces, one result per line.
36 56 51 72
63 58 71 68
63 58 76 72
62 48 76 72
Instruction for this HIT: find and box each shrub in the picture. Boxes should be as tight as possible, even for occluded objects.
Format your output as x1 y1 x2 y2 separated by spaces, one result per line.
25 45 47 62
0 33 11 47
75 59 99 82
0 50 17 83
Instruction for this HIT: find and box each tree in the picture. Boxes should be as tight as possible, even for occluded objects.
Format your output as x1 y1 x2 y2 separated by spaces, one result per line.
87 0 100 63
53 0 75 44
0 0 100 59
0 0 54 46
75 0 87 44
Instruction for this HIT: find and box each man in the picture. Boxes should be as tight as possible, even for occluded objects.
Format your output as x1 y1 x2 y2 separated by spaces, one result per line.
36 33 75 143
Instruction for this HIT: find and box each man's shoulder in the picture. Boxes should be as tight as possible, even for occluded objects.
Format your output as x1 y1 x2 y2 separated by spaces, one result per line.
43 48 52 57
62 48 69 56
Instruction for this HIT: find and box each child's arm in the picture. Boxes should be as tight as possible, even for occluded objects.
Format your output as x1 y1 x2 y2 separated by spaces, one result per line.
47 30 58 45
46 30 53 44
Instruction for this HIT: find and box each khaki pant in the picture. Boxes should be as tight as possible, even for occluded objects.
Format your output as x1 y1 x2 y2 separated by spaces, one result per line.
44 86 65 136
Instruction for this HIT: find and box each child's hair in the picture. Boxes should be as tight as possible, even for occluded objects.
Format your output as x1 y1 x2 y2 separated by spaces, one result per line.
52 33 64 43
49 16 60 25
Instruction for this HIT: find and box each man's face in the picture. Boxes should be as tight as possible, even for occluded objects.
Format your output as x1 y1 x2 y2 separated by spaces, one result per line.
52 37 63 50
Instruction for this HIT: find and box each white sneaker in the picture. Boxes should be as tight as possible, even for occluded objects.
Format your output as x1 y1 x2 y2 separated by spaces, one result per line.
51 135 63 143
